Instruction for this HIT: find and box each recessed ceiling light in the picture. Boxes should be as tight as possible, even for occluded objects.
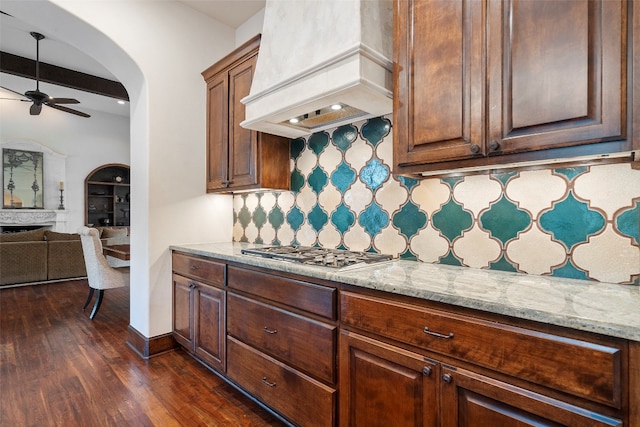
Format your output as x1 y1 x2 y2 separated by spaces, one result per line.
330 104 342 110
117 100 126 105
289 117 299 124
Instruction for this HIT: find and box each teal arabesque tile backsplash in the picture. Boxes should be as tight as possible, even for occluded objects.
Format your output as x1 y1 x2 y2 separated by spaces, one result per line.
233 116 640 285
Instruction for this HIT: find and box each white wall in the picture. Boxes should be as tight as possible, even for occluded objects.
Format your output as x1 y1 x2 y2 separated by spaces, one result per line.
0 106 129 230
236 8 265 46
1 0 237 339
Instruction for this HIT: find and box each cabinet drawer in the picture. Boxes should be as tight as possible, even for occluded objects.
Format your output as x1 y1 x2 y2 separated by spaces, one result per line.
340 291 623 408
227 337 336 427
228 293 336 384
227 266 336 319
172 252 225 285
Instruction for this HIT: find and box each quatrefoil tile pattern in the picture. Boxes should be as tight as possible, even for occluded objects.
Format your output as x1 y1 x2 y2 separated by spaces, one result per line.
232 115 640 285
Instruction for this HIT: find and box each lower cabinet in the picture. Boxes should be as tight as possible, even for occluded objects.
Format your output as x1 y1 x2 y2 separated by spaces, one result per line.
340 331 623 427
226 265 338 427
172 274 226 372
339 290 627 427
172 254 338 426
339 331 438 426
171 252 634 427
439 365 623 427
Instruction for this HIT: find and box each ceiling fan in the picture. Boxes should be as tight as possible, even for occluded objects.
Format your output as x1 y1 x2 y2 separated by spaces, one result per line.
0 31 90 118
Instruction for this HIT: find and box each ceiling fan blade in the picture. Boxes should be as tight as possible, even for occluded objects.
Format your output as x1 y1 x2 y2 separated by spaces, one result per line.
47 98 80 105
30 103 42 115
0 85 27 98
0 97 30 102
47 103 91 118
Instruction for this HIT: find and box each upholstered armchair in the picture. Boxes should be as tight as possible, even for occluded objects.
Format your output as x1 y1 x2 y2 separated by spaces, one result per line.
78 227 128 319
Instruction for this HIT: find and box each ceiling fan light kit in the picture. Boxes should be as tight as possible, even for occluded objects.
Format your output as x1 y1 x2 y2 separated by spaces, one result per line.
0 31 90 118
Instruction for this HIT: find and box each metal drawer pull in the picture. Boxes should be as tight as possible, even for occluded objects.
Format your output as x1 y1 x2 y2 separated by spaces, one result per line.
262 377 276 387
423 327 454 339
190 265 199 270
263 327 278 334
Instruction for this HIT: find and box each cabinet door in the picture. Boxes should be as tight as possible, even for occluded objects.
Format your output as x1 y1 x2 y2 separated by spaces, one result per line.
194 283 226 372
440 366 622 427
487 0 627 156
339 331 438 427
172 274 194 350
206 71 229 191
228 54 259 189
394 0 485 167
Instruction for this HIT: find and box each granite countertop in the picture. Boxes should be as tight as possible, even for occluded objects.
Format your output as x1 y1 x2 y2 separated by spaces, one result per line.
171 242 640 342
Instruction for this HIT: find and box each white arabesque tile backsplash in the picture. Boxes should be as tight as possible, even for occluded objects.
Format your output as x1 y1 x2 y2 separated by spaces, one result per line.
233 115 640 285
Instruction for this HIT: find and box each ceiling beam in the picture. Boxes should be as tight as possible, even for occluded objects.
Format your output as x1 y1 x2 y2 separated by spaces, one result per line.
0 51 129 101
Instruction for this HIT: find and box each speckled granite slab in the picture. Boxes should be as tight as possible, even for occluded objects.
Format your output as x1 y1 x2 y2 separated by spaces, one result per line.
170 242 640 342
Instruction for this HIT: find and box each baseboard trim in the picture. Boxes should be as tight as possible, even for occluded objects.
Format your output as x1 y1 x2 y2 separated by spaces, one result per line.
126 325 177 359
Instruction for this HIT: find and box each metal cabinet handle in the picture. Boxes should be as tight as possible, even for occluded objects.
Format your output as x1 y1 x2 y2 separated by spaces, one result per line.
262 377 276 387
442 373 453 384
470 144 480 154
190 265 199 270
489 140 501 151
423 327 454 339
263 327 278 334
422 366 432 376
188 281 197 289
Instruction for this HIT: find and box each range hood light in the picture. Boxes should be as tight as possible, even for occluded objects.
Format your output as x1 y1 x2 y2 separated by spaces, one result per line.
280 103 370 131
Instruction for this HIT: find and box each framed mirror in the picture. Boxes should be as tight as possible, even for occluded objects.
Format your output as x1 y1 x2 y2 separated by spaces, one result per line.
3 148 44 209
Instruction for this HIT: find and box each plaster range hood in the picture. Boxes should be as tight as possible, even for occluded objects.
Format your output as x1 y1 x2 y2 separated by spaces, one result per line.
240 0 393 139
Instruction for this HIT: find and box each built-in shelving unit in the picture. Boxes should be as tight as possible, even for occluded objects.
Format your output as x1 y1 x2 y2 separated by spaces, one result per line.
85 164 130 227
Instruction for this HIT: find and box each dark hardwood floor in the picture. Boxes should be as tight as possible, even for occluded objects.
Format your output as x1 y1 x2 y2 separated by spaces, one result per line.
0 280 286 426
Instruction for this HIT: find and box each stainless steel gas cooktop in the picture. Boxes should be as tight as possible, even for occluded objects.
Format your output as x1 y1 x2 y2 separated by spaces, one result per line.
241 245 393 269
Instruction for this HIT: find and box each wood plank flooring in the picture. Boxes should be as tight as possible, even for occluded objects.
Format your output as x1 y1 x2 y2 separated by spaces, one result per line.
0 280 286 426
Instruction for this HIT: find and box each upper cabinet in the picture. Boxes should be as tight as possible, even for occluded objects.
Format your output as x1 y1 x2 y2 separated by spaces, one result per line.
393 0 640 175
202 35 290 193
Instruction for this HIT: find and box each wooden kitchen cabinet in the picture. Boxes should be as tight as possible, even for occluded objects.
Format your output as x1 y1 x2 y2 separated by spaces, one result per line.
202 35 290 192
226 265 338 427
172 252 226 372
340 331 623 427
340 290 628 426
394 0 639 175
439 365 622 427
339 331 438 427
169 251 637 427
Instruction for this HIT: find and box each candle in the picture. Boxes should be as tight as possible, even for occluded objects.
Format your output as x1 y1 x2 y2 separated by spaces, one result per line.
59 181 64 190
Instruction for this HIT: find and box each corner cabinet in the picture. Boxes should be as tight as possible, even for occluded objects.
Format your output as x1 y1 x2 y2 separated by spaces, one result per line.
393 0 640 175
202 35 290 193
85 164 130 227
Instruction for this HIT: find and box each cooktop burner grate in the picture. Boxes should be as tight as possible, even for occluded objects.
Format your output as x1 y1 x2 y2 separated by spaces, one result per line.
241 246 393 268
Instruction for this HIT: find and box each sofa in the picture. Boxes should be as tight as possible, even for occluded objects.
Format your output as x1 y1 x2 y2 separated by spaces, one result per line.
0 227 129 287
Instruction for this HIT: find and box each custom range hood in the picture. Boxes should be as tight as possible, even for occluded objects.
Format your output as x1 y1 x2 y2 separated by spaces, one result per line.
241 0 393 138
